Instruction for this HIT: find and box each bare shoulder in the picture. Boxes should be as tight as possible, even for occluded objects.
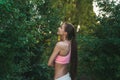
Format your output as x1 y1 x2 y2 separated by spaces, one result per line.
56 41 68 49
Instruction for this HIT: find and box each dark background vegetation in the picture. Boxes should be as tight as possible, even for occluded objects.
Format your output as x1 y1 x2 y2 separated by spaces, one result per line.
0 0 120 80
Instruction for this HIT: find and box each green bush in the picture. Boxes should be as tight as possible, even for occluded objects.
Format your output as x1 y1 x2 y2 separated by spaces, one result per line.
0 0 61 79
78 1 120 80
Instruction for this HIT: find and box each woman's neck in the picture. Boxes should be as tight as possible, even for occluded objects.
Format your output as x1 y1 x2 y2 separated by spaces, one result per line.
60 35 67 41
59 35 71 44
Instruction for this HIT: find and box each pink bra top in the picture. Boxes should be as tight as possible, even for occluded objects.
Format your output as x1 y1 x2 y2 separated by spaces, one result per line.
55 42 71 64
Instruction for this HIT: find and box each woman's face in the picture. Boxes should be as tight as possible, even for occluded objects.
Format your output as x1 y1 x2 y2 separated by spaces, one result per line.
57 24 66 36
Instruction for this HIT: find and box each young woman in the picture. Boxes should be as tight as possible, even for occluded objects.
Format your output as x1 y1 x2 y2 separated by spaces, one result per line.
48 22 78 80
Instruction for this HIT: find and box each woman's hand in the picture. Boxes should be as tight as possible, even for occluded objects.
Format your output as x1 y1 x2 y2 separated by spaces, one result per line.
48 61 55 67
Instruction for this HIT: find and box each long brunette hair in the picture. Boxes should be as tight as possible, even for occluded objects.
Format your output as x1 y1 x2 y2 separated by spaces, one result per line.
64 22 78 80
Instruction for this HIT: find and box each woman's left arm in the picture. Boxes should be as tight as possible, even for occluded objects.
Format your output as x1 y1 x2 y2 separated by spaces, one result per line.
48 42 61 67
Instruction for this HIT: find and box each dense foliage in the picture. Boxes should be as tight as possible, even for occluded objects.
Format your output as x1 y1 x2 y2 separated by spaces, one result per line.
0 0 120 80
78 0 120 80
0 0 61 80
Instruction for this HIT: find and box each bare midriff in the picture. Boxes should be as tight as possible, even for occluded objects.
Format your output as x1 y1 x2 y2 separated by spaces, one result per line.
54 63 69 79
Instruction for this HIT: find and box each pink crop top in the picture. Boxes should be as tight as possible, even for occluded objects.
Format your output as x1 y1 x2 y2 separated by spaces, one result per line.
55 42 71 64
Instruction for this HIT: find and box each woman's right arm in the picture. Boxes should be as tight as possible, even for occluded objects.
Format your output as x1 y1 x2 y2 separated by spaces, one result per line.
48 42 61 67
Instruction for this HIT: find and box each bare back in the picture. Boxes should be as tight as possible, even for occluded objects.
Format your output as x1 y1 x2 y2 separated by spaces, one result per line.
54 41 71 79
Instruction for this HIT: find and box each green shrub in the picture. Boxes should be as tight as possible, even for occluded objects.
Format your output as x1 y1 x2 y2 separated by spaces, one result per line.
0 0 61 79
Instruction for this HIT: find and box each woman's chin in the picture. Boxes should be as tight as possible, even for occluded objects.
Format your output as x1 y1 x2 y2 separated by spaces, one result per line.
57 32 62 36
57 32 60 35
